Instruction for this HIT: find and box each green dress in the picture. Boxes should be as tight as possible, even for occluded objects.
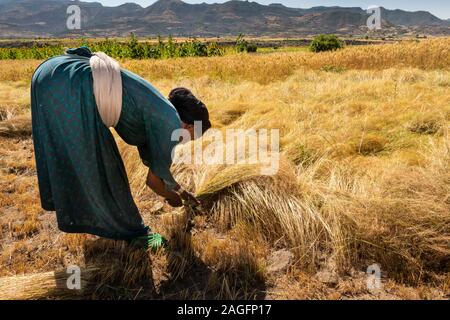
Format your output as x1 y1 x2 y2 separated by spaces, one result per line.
31 47 181 240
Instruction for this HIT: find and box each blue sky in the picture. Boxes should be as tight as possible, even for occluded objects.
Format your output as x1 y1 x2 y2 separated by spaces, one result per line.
84 0 450 19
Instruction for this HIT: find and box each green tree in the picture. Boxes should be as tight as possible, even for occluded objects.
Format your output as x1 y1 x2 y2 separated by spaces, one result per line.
309 34 344 53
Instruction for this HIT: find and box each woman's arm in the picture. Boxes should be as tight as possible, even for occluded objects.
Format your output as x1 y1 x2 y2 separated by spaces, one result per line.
146 169 182 207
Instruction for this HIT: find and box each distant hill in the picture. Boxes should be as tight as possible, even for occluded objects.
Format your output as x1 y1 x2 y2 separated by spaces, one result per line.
0 0 448 38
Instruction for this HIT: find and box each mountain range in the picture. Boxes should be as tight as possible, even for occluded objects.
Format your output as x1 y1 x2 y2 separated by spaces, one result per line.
0 0 449 38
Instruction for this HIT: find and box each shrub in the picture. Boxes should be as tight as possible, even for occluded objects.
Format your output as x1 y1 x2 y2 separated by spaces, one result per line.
246 43 258 53
127 33 144 59
310 34 343 53
178 38 208 57
206 42 223 56
235 34 258 53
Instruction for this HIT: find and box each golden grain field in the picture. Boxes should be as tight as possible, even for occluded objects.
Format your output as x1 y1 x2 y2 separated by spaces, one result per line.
0 39 449 300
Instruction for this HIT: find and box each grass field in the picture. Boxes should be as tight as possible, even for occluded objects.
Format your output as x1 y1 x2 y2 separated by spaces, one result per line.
0 38 449 299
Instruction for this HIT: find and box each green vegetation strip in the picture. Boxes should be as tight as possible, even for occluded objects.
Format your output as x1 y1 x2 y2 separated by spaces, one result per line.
0 34 262 60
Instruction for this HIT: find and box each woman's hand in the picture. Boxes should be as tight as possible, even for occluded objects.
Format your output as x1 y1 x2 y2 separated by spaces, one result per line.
146 169 200 208
179 190 201 208
165 193 183 207
165 190 199 208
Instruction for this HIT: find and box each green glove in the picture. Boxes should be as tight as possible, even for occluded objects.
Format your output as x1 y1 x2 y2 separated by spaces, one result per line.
130 233 168 252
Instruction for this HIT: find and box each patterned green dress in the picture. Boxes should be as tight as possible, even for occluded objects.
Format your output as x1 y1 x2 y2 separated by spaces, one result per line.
31 47 181 240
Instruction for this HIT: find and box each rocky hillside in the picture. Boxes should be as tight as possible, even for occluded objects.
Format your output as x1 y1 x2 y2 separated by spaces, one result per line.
0 0 448 38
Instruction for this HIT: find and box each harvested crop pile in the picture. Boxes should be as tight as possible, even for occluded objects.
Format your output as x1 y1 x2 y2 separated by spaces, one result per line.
0 267 97 300
120 132 450 284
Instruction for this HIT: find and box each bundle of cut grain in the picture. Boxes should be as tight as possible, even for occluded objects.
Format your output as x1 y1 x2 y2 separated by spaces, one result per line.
0 267 98 300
